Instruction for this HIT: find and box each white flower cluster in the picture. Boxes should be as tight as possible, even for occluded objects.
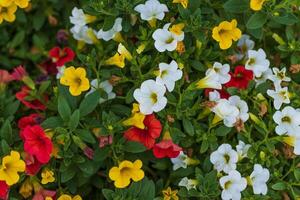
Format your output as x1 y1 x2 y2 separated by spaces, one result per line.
210 143 270 200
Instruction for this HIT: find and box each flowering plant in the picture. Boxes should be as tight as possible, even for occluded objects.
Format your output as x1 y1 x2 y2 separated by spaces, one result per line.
1 0 300 199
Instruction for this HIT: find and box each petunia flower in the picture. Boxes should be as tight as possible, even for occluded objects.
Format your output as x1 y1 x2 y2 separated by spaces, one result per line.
212 19 242 50
32 188 56 200
86 79 116 103
254 68 272 86
109 160 144 188
245 48 270 77
41 169 55 185
22 125 53 164
16 86 47 110
117 43 132 61
0 0 30 8
170 151 199 170
267 85 290 110
210 144 238 173
18 114 43 138
248 164 270 195
195 71 222 90
58 194 82 200
97 18 123 42
283 135 300 155
236 140 251 160
211 99 239 127
273 106 300 135
228 96 249 123
19 178 34 199
60 66 90 96
250 0 266 11
178 177 198 190
0 69 13 91
104 53 126 68
134 0 168 27
0 151 26 186
206 89 230 101
0 181 9 200
152 131 182 158
69 7 96 30
70 25 98 44
12 65 35 89
124 114 162 149
206 62 231 84
225 66 253 89
172 0 188 8
236 34 255 60
48 46 75 67
268 67 291 87
162 187 178 200
123 103 146 129
0 4 17 24
24 153 43 176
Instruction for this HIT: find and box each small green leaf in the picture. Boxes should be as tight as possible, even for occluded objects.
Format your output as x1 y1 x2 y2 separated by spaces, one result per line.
69 110 80 131
183 118 194 136
271 182 286 190
247 12 268 29
58 95 71 121
79 91 100 117
75 129 96 144
0 120 12 144
215 126 232 136
223 0 249 13
123 141 147 153
41 117 64 129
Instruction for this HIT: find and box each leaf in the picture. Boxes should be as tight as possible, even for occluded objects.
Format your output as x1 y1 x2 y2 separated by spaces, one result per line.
271 182 286 190
8 30 25 48
69 110 80 131
272 13 298 25
58 95 72 121
41 117 64 129
123 141 147 153
79 91 100 117
246 12 268 29
1 140 10 155
182 118 194 136
102 189 115 200
294 169 300 181
223 0 249 13
0 120 12 144
75 129 96 144
215 126 232 136
61 167 76 183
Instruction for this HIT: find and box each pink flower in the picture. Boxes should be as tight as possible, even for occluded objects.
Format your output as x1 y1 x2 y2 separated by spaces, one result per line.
32 189 56 200
83 146 94 160
99 135 113 148
11 66 27 81
0 70 13 84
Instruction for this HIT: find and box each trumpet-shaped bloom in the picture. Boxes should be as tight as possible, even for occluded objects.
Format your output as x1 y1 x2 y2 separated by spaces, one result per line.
58 194 82 200
0 4 17 24
210 144 238 173
212 19 242 50
60 66 90 96
16 86 47 110
156 60 183 92
269 67 291 87
134 0 168 23
228 96 249 123
153 139 182 158
206 62 230 84
225 66 253 89
196 71 222 90
86 79 116 103
48 46 75 67
104 53 126 68
41 169 55 185
70 25 98 44
170 151 199 170
178 177 198 190
172 0 188 8
236 140 251 160
236 34 255 60
245 49 270 77
133 79 167 115
117 43 132 61
219 170 247 200
250 0 266 11
273 106 300 135
249 164 270 195
283 136 300 155
267 85 290 110
0 151 25 186
254 68 272 86
109 160 144 188
0 181 9 200
123 103 145 129
97 18 123 41
1 0 30 8
70 7 96 30
162 187 178 200
211 99 239 127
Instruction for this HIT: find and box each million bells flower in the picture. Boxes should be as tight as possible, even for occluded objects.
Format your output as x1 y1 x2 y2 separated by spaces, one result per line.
109 160 145 188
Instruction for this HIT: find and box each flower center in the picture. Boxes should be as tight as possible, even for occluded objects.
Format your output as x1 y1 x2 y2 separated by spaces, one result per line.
224 180 232 190
161 70 168 78
165 37 174 44
120 167 132 176
150 93 158 104
277 72 285 79
282 116 291 123
224 154 230 163
0 7 8 14
248 58 256 65
74 77 82 86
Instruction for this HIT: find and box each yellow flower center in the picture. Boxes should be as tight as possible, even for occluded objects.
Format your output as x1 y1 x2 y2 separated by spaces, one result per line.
224 154 230 163
161 70 168 78
150 93 158 104
0 7 8 14
166 37 174 44
224 181 232 189
282 116 291 123
248 58 256 65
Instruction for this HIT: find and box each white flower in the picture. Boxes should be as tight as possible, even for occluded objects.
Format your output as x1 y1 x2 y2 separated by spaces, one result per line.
273 106 300 135
196 71 222 90
249 164 270 195
283 135 300 155
69 7 96 32
236 34 255 60
70 25 97 44
236 140 251 159
269 67 291 87
219 170 247 200
156 60 182 92
152 23 184 52
86 80 116 103
212 99 239 127
267 85 290 110
245 49 270 77
97 18 122 41
56 66 66 79
210 144 238 173
209 90 221 102
134 0 168 21
178 177 198 190
206 62 231 84
133 79 167 114
228 96 249 123
170 151 198 170
255 68 272 86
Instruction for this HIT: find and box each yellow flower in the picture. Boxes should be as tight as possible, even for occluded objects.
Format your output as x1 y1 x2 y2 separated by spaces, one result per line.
169 23 185 36
123 103 145 129
104 53 126 68
176 41 185 54
0 0 29 8
162 187 179 200
250 0 266 11
109 159 145 188
58 194 82 200
172 0 188 8
60 66 90 96
41 169 55 184
86 28 99 44
19 179 33 199
212 19 242 50
118 43 132 61
0 151 25 186
0 4 17 24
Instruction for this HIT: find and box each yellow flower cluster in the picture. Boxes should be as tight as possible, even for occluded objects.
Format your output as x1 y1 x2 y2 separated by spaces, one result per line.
0 0 30 24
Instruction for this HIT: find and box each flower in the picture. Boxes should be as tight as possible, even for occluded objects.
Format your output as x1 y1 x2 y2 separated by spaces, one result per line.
16 86 47 110
250 0 266 11
152 23 184 52
206 62 231 84
19 178 33 198
0 4 17 24
0 69 13 91
38 59 58 75
273 106 300 135
1 0 30 8
162 187 178 200
0 181 9 200
104 53 126 68
245 48 270 77
254 68 272 86
153 139 182 158
48 46 75 67
69 7 96 29
267 85 290 110
133 79 167 115
236 34 255 60
41 169 55 185
117 43 132 61
18 113 42 131
70 25 98 44
86 79 116 103
56 65 65 79
97 18 123 41
58 194 82 200
211 99 239 127
225 66 253 89
269 67 291 87
0 151 25 186
123 103 146 129
236 140 251 160
155 60 183 92
170 151 199 170
98 135 113 148
24 154 43 176
212 19 242 50
134 0 168 27
228 96 249 123
195 71 222 90
12 65 35 89
124 114 162 149
22 125 53 164
172 0 188 8
60 66 90 96
248 164 270 195
206 89 230 100
109 160 144 188
178 177 198 190
283 136 300 155
32 188 56 200
219 170 247 200
210 144 238 173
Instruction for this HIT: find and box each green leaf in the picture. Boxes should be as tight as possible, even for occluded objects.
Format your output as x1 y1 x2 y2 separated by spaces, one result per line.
200 140 209 153
69 110 80 131
123 141 147 153
0 120 12 144
294 169 300 181
1 140 10 156
183 118 195 136
58 95 72 121
272 13 298 25
271 182 286 190
8 30 25 48
247 12 268 29
223 0 249 13
61 167 76 183
79 91 100 117
41 117 64 129
75 129 96 144
215 126 232 136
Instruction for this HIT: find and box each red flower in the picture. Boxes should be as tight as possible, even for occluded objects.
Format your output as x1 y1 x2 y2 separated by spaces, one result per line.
205 88 230 99
225 66 253 89
83 146 94 160
49 46 75 67
24 153 43 176
16 86 47 110
38 59 58 75
18 113 43 130
32 189 56 200
152 140 182 158
22 125 53 164
124 114 162 149
11 65 27 81
0 181 9 200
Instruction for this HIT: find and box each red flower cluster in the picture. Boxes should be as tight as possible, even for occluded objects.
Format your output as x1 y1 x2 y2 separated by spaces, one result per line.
16 86 47 110
0 181 9 200
18 113 43 131
49 46 75 67
153 140 182 158
225 65 253 89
